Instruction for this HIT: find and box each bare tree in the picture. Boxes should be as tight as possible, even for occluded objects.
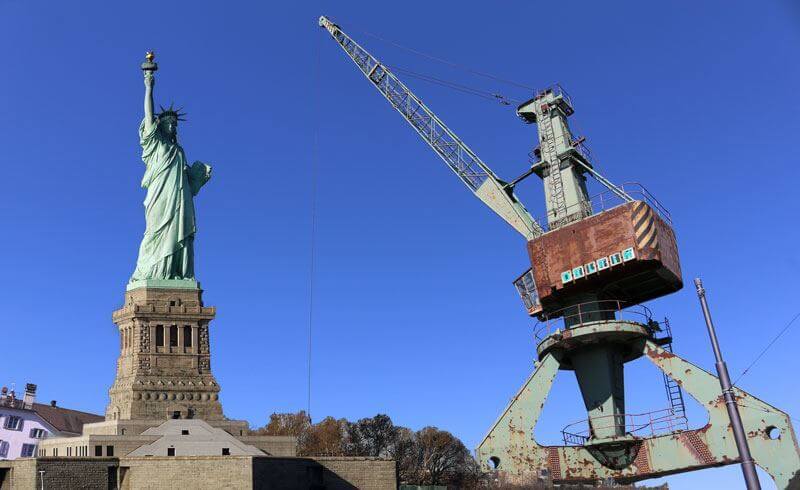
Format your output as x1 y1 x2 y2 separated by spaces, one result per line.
413 426 475 485
345 414 399 458
392 427 422 483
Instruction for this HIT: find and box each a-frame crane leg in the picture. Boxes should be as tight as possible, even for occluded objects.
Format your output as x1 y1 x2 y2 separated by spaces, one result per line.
477 342 800 488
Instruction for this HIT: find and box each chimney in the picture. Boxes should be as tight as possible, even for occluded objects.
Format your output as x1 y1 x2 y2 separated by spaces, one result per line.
23 383 36 409
0 387 7 405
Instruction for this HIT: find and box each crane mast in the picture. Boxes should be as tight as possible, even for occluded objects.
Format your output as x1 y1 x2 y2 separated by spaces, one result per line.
319 16 544 240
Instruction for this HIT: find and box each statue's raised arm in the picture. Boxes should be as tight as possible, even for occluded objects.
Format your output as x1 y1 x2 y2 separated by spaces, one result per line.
141 51 157 132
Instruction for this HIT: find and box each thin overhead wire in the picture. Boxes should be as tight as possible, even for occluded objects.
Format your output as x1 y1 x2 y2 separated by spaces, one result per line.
389 65 520 105
736 402 800 427
357 28 536 92
733 311 800 387
330 19 531 107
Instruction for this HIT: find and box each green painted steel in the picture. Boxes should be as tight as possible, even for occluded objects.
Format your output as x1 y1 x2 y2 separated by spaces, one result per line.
517 90 592 229
476 336 800 488
571 345 627 440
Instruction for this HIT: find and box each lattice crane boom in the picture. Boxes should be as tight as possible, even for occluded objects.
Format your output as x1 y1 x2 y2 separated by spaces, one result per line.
319 16 545 240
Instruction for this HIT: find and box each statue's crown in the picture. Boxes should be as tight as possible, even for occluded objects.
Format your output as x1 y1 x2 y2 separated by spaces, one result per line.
157 103 187 122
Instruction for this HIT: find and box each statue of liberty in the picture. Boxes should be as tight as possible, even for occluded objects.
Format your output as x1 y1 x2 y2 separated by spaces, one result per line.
129 52 212 287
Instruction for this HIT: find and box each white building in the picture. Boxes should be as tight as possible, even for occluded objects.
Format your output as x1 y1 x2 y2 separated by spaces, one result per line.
0 383 102 460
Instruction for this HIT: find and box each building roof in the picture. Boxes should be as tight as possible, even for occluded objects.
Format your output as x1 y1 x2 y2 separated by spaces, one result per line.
128 419 265 457
31 403 104 435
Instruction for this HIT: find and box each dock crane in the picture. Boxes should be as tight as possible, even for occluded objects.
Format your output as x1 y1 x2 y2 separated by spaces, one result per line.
320 16 800 488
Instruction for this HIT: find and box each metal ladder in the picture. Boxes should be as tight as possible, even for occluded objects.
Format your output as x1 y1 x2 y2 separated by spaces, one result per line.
659 319 688 427
537 105 567 224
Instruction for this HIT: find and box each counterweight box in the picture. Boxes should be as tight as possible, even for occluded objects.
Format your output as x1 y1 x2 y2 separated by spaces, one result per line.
527 200 682 313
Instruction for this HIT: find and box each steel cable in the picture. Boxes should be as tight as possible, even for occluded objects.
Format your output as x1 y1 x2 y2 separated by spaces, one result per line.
357 28 536 92
388 65 520 105
733 311 800 387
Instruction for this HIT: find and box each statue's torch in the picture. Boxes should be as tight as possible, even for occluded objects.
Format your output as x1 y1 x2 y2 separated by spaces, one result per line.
141 51 158 73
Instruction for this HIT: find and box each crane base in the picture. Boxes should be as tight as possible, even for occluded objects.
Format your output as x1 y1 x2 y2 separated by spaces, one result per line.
476 340 800 488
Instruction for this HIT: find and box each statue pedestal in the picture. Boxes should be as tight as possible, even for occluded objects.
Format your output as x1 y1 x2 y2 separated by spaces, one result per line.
38 282 300 460
107 285 224 421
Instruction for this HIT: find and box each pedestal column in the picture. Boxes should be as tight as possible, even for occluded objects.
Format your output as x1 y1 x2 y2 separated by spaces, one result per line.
107 285 224 421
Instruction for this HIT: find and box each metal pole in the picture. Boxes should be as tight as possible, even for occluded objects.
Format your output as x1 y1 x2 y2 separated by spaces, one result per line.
694 278 761 490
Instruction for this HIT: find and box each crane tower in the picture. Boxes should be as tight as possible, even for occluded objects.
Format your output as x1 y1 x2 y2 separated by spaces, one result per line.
319 16 800 488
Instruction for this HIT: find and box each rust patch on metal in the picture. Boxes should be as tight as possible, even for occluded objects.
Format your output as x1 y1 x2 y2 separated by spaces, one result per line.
695 424 711 435
678 430 716 465
632 441 652 474
546 447 562 480
645 345 677 360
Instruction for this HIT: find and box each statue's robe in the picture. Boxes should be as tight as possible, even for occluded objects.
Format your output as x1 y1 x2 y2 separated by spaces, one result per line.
130 118 211 282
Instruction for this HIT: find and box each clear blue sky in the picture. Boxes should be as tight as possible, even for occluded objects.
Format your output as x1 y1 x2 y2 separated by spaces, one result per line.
1 1 798 488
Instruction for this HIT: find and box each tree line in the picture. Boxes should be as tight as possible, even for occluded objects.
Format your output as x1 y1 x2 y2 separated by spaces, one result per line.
253 411 481 487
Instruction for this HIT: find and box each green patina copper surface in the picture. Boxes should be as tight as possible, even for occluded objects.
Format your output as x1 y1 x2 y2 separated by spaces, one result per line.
130 53 211 287
126 278 199 291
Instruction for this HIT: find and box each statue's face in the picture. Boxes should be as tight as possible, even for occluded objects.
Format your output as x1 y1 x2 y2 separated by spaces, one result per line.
160 117 178 138
164 119 177 136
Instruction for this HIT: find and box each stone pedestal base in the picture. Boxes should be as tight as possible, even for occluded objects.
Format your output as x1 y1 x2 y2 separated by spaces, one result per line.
107 286 224 421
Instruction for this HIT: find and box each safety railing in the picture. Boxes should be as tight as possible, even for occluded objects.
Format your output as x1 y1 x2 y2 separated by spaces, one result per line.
561 408 689 445
572 138 593 164
537 182 672 230
533 84 573 109
533 300 667 343
609 182 672 224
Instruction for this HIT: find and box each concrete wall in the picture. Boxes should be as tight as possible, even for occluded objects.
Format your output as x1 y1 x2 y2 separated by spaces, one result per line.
251 457 395 490
0 458 36 490
239 435 297 457
0 458 116 490
0 455 396 489
120 456 252 489
315 457 397 490
120 456 396 490
251 457 326 489
37 458 117 489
